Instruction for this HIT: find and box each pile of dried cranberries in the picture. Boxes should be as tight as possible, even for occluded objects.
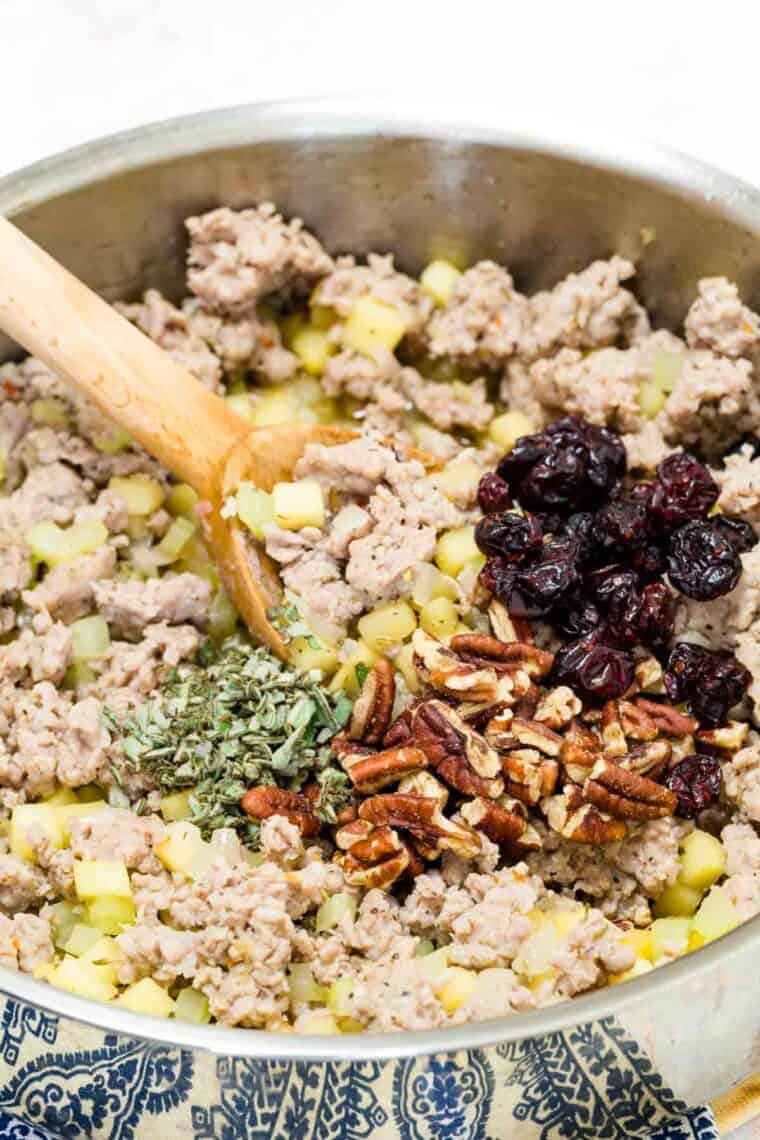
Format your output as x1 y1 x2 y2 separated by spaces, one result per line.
476 416 754 715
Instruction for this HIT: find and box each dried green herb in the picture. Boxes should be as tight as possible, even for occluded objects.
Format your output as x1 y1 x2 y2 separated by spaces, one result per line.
108 637 352 845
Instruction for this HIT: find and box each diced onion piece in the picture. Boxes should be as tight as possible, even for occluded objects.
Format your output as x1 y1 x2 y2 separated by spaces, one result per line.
288 636 340 678
86 895 136 935
50 956 118 1002
342 297 408 357
235 483 275 539
419 597 459 641
118 977 175 1018
9 803 63 862
292 325 333 375
678 830 727 892
167 483 199 518
434 526 479 578
315 892 357 933
108 475 165 516
273 480 325 531
73 859 132 900
420 260 461 306
357 601 417 652
488 411 535 453
155 517 197 563
30 398 70 429
71 615 111 662
159 789 194 823
288 963 329 1005
174 986 211 1024
63 923 103 958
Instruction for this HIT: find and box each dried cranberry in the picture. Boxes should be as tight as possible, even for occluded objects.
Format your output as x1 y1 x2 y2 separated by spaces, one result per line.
591 500 650 557
553 629 635 702
629 480 657 507
477 473 512 515
631 542 667 580
534 511 565 534
710 515 758 555
665 642 751 725
633 582 676 648
552 593 602 639
474 511 542 560
478 557 517 597
563 512 596 561
606 584 644 647
665 754 722 818
585 564 640 609
507 535 581 617
667 520 741 600
650 452 719 531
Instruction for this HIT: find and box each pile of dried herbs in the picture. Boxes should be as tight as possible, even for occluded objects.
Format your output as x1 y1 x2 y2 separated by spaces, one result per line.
109 637 353 846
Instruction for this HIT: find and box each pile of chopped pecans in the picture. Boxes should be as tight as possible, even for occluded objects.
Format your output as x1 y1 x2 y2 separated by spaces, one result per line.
242 602 750 890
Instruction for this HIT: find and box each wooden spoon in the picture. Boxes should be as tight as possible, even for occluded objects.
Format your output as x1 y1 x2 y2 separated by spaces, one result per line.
0 215 356 658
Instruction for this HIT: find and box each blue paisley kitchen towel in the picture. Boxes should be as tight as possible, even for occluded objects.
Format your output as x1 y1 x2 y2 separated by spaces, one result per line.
0 997 719 1140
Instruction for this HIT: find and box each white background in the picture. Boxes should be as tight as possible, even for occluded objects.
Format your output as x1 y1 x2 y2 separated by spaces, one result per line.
3 0 760 188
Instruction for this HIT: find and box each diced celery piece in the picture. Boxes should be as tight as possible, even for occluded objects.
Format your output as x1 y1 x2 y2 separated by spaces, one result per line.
357 601 417 652
315 892 358 933
225 392 257 423
342 297 408 357
167 483 199 518
77 785 104 803
235 483 275 539
92 424 132 453
281 311 307 347
10 803 63 862
419 597 459 640
251 387 299 427
208 588 239 642
160 789 194 823
434 526 479 577
73 859 132 900
155 517 197 563
288 637 340 678
272 480 325 530
292 326 333 375
420 260 461 306
86 895 136 935
63 923 104 958
488 411 535 453
30 398 70 429
50 955 118 1002
26 519 108 568
108 475 165 516
71 615 111 662
288 963 329 1005
414 939 435 958
118 977 175 1018
174 986 211 1024
45 787 79 806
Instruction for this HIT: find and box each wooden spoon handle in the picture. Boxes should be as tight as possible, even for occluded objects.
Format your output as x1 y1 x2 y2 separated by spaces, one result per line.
0 215 249 495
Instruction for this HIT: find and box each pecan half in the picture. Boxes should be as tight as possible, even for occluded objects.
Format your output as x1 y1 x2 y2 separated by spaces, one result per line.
633 698 698 737
347 659 395 743
501 747 560 806
241 786 321 838
488 716 563 757
696 722 750 752
450 633 554 679
341 745 429 793
534 685 582 730
633 656 665 695
383 710 414 749
617 700 659 741
488 599 533 645
358 793 481 859
543 785 628 844
623 739 672 777
412 699 504 799
331 734 374 762
460 795 527 845
584 759 677 821
397 770 450 809
412 629 500 703
560 721 601 784
601 702 628 759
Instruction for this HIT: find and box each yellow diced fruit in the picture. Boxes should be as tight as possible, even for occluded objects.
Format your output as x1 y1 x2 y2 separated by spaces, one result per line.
293 1010 341 1035
118 977 175 1018
155 517 197 563
678 830 727 892
10 804 63 863
63 923 103 958
488 411 535 454
419 597 459 640
250 387 299 427
420 260 461 306
46 900 86 949
71 615 111 662
155 821 215 880
45 787 79 806
292 326 333 375
551 907 585 937
74 859 132 901
225 393 257 423
26 519 108 568
436 461 482 502
272 480 325 531
309 304 336 331
411 563 458 608
691 886 740 944
394 643 421 693
160 789 194 823
167 483 199 518
288 636 340 679
609 958 655 986
81 936 124 965
650 916 691 961
357 601 417 652
54 802 108 846
638 380 666 419
652 349 683 393
315 892 357 933
86 895 136 936
434 966 478 1014
435 526 479 577
108 475 165 516
30 398 70 429
207 588 239 642
50 956 118 1003
235 483 275 539
654 881 703 918
327 976 356 1018
174 987 211 1024
288 963 329 1005
418 947 450 985
342 296 408 357
328 643 378 698
620 928 654 963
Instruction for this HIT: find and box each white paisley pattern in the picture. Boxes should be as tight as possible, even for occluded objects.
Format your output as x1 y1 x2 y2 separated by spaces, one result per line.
0 996 718 1140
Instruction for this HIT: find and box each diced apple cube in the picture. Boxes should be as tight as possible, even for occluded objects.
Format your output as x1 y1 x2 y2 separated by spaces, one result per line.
81 936 124 965
434 966 478 1014
167 483 199 518
678 830 727 892
160 789 194 823
118 977 175 1018
288 963 329 1005
394 643 421 693
420 260 461 306
357 601 417 652
328 643 378 698
288 636 340 678
434 526 479 577
30 397 70 429
419 597 459 640
654 881 703 918
609 958 655 985
417 947 450 984
155 821 205 874
327 976 356 1018
291 326 333 375
108 475 165 516
293 1010 341 1035
74 859 132 900
235 483 275 539
207 588 239 643
435 461 482 502
86 895 136 935
620 928 654 962
272 480 325 531
250 386 299 427
10 803 63 863
315 892 357 933
342 296 408 357
63 923 104 958
488 411 535 454
71 615 111 662
650 916 691 961
691 886 739 944
50 956 118 1002
46 900 86 949
638 380 666 419
411 563 458 608
154 517 197 563
174 987 211 1024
